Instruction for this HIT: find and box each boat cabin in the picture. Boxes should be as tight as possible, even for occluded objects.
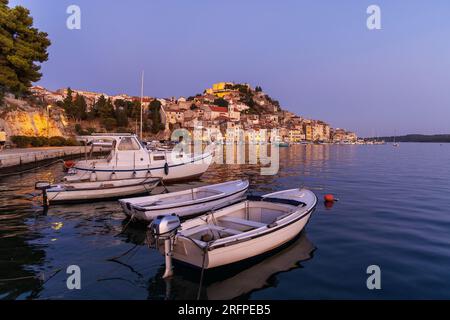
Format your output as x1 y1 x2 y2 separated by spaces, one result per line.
76 133 183 165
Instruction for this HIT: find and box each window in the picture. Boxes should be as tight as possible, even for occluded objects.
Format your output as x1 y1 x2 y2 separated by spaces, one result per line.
117 137 140 151
153 155 165 161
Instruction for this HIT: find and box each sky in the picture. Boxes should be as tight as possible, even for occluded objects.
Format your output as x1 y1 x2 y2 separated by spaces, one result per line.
9 0 450 137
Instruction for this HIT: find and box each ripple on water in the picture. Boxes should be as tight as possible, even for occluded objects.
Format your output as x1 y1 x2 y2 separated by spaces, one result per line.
1 143 450 299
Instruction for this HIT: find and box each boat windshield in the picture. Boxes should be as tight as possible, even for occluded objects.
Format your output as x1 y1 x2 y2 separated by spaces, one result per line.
117 137 141 151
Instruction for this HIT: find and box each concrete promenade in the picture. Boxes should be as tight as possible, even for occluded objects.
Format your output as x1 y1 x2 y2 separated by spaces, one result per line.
0 146 88 170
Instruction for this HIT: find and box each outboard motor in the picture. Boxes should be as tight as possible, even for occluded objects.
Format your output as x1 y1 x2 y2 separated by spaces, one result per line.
35 181 52 206
149 214 181 278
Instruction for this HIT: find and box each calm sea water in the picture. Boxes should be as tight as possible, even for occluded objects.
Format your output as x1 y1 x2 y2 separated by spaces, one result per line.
1 143 450 300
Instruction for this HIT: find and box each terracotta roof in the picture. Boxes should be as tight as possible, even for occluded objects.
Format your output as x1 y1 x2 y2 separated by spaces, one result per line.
209 106 228 113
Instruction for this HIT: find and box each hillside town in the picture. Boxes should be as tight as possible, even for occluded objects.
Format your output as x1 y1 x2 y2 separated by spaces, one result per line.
29 82 358 144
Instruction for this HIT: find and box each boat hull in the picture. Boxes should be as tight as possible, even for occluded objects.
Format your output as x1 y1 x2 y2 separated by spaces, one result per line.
120 180 249 221
172 207 314 269
67 152 212 183
126 189 247 221
46 178 160 204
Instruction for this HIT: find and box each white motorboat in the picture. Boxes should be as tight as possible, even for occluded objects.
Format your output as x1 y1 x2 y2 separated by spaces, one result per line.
150 188 317 277
119 180 249 222
35 177 160 204
64 133 214 183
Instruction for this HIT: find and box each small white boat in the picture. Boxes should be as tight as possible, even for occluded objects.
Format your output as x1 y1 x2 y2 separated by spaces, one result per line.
35 177 160 204
150 188 317 277
119 180 249 221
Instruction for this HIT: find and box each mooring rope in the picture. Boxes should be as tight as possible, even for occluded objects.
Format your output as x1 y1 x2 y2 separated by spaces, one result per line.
196 243 210 300
114 213 136 237
0 159 64 178
0 268 62 284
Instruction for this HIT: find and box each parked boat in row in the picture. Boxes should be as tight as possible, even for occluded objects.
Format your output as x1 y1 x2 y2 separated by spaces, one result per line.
34 133 214 204
120 180 249 222
149 188 317 276
66 133 214 183
35 177 161 204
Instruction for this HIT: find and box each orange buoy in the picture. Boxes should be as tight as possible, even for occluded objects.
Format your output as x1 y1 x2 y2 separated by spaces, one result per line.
324 194 335 202
64 160 75 168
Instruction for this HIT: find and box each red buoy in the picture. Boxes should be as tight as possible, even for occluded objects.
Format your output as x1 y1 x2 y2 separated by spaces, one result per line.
324 194 335 202
64 160 75 169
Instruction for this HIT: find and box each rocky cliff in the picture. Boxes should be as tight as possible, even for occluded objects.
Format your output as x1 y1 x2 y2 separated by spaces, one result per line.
0 97 72 139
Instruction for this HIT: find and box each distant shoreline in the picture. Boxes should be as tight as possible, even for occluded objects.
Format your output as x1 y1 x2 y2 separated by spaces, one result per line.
366 134 450 143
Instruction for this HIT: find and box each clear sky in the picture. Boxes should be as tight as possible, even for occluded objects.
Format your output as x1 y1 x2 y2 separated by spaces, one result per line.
9 0 450 136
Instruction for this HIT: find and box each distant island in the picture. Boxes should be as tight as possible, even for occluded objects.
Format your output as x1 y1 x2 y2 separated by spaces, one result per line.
367 134 450 143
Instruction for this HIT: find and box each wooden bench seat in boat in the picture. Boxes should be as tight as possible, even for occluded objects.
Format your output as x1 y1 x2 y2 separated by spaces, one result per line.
182 224 242 238
218 216 266 229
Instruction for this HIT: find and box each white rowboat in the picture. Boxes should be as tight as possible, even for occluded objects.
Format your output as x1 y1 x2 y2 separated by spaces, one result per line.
150 188 317 276
119 180 249 222
36 177 160 204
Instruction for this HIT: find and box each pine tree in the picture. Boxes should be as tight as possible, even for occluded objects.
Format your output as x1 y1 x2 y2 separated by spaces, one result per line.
0 1 51 98
114 99 129 127
149 99 163 134
74 93 87 121
63 87 74 118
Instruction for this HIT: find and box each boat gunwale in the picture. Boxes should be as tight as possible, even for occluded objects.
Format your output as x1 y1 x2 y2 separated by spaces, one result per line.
131 180 249 212
178 192 318 251
72 151 213 173
46 177 160 193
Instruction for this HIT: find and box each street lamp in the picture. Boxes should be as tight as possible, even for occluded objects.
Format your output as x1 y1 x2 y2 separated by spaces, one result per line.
46 104 52 138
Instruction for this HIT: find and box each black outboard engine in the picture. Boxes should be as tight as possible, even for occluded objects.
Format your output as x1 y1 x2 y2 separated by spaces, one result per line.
149 214 181 278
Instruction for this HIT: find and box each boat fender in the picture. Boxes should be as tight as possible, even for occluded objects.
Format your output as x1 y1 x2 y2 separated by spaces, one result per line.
164 162 169 175
110 171 116 180
63 160 75 171
90 171 97 182
132 171 137 178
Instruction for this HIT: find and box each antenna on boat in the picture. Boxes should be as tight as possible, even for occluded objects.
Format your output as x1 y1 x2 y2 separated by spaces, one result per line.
140 70 144 140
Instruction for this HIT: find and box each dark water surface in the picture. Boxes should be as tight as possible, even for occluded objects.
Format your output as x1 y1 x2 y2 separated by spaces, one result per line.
1 143 450 299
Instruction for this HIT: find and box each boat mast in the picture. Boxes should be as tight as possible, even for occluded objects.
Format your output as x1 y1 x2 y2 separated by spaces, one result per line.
140 70 144 140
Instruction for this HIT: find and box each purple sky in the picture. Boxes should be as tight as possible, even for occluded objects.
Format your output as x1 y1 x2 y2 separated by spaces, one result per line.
9 0 450 136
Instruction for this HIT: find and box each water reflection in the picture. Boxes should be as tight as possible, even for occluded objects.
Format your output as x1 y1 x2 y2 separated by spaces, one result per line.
7 144 448 299
145 232 315 300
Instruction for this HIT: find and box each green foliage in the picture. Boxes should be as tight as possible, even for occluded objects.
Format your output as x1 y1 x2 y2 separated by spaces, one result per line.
241 93 258 112
374 134 450 143
114 99 129 127
63 89 87 120
74 123 82 135
126 100 140 119
63 87 73 116
116 127 129 133
10 135 32 148
102 117 117 131
95 95 113 119
226 84 250 94
213 98 229 108
74 123 95 135
149 99 163 134
0 1 51 98
64 137 80 146
48 136 66 146
73 93 87 120
190 103 197 110
10 135 79 147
